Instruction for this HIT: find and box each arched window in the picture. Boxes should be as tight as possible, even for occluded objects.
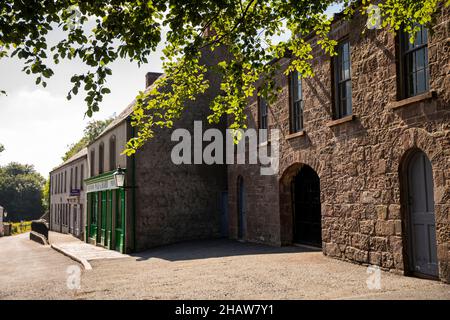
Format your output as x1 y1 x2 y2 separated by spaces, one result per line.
109 135 116 171
80 164 84 190
99 143 105 174
75 166 78 190
70 168 73 190
90 150 95 177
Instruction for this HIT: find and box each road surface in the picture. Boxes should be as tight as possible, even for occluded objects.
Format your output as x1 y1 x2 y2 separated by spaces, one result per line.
0 233 449 299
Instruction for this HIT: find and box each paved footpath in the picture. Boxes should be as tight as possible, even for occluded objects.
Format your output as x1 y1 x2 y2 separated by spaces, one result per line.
49 232 127 270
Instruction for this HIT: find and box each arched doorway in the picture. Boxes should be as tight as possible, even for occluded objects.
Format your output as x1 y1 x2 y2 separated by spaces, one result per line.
404 150 438 278
237 176 245 240
292 165 321 247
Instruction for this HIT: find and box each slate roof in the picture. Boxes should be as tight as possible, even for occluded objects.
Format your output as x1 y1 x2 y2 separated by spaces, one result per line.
51 147 87 173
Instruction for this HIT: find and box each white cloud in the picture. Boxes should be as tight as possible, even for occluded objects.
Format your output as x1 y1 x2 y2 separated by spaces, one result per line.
0 89 89 176
0 34 164 178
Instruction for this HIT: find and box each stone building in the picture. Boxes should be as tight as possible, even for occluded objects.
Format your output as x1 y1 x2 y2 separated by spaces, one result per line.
84 45 229 253
49 148 87 239
227 7 449 282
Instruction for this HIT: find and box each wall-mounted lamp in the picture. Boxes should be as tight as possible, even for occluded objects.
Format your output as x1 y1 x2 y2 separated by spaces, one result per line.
114 166 126 188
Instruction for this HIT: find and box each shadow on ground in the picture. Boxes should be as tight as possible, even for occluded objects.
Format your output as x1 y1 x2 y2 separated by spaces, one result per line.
131 238 321 262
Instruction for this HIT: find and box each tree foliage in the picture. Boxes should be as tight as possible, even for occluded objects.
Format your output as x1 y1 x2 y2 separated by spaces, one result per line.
62 117 114 161
0 0 447 154
0 143 4 154
42 176 50 213
0 162 45 222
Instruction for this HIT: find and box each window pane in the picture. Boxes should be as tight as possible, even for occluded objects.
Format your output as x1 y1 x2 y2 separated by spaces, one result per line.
416 49 425 70
297 74 302 100
346 81 352 115
422 26 428 44
416 69 426 93
291 72 299 101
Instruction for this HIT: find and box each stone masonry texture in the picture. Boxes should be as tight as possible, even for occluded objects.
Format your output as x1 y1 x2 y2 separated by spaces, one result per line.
227 7 450 282
133 45 230 251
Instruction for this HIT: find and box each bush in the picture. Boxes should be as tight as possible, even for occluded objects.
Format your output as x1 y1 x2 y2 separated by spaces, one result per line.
11 221 32 235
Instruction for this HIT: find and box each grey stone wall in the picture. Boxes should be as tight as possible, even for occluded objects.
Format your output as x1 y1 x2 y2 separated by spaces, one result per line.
133 46 230 251
228 7 449 282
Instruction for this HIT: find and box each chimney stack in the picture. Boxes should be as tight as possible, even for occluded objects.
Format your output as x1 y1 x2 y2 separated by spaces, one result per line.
145 72 163 88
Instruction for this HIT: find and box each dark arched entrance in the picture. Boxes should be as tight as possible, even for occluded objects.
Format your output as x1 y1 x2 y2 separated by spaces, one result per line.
292 165 322 247
403 150 438 278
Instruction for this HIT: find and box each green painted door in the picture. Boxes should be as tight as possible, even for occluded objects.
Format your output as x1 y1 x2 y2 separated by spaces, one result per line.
90 192 98 241
115 189 125 253
107 190 113 249
101 191 107 246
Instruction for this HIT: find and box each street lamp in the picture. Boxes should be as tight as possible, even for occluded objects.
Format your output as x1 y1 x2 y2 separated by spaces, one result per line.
114 166 126 188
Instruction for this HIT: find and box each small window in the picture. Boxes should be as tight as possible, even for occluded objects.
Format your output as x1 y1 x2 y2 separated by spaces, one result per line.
400 25 429 98
99 143 105 174
290 71 304 133
90 150 95 177
64 171 67 193
334 39 352 119
109 135 116 171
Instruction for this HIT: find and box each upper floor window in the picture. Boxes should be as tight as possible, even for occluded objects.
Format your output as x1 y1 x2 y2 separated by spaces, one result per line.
75 166 78 190
290 71 304 133
258 92 269 142
400 25 429 98
90 150 95 177
64 171 67 193
99 143 105 174
334 39 352 119
109 135 116 171
258 93 268 130
80 164 84 190
70 168 73 190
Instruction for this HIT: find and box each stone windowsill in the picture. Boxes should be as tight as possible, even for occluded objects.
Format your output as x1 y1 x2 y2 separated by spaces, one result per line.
326 114 355 128
389 90 437 110
286 130 306 140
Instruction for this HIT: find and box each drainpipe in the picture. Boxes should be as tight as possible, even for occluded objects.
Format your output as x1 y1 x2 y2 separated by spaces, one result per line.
131 121 136 252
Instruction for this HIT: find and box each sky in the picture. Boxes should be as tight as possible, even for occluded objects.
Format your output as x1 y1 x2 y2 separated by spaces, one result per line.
0 29 165 177
0 4 341 177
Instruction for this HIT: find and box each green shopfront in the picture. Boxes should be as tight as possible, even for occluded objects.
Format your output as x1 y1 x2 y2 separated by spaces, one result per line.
85 171 126 253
